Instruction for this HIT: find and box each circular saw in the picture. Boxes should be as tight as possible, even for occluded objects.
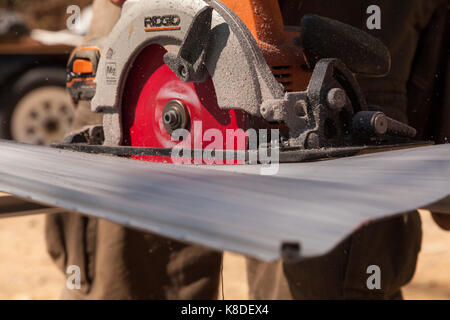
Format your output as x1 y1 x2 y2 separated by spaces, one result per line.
61 0 423 164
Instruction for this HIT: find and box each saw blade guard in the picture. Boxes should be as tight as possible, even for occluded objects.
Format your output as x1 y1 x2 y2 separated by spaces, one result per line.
92 0 284 147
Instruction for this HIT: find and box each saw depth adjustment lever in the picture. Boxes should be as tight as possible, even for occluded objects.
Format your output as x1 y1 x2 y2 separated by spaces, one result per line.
163 7 214 83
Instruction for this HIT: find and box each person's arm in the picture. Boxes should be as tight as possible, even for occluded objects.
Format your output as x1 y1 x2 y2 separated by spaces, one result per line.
111 0 126 7
82 0 122 43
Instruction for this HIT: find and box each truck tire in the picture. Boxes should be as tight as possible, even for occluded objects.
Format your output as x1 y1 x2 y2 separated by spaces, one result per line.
0 67 75 145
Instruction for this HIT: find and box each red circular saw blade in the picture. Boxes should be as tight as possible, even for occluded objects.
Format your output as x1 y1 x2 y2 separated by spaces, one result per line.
121 44 248 163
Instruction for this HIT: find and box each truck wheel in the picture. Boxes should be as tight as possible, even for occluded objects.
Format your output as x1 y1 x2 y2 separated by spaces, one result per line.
0 68 75 145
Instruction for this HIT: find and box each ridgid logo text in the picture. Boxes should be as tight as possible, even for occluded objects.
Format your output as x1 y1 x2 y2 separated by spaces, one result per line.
144 15 181 32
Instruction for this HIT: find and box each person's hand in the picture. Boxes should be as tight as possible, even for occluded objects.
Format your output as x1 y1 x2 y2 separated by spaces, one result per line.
111 0 126 7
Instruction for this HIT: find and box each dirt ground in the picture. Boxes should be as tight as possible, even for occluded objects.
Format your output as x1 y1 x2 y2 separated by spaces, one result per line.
0 210 449 300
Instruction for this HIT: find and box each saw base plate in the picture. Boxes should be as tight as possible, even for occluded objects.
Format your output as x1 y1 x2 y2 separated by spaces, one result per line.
52 141 433 164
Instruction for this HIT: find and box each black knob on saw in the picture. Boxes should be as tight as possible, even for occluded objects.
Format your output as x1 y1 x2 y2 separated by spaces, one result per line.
352 111 417 138
297 15 391 77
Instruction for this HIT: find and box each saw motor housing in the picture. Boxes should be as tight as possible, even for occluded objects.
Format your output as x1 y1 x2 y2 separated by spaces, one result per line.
63 0 418 163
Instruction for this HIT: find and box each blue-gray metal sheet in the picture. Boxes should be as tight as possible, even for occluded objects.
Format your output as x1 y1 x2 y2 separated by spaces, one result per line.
0 139 448 261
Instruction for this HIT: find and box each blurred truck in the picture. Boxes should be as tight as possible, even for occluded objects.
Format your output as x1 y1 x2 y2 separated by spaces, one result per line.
0 9 75 145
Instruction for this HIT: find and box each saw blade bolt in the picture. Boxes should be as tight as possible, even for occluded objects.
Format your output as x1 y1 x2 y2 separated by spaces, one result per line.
162 100 190 135
164 110 180 127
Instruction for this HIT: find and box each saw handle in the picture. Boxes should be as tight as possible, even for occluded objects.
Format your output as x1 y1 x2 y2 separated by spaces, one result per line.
298 15 391 77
